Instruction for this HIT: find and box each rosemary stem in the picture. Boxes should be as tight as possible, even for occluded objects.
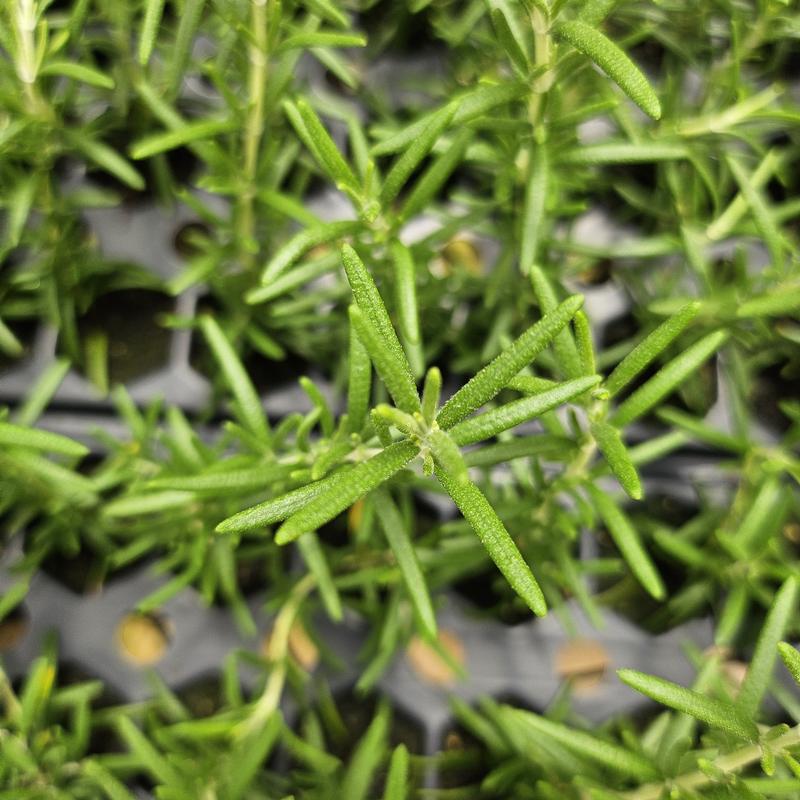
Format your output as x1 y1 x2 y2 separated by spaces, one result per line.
624 726 800 800
239 0 269 264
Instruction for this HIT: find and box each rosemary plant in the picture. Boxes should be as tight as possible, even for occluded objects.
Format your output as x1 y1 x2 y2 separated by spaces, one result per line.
1 0 798 796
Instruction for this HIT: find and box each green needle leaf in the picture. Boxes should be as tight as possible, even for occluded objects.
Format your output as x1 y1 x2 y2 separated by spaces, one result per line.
278 31 367 52
284 98 360 194
554 20 661 120
505 708 659 780
216 467 354 534
371 83 526 157
138 0 166 65
199 315 269 440
379 101 458 208
130 118 236 159
390 240 424 377
560 141 688 164
0 421 88 458
618 669 759 741
778 643 800 687
436 466 546 616
437 294 584 429
383 744 409 800
399 127 471 222
40 61 115 89
260 220 360 284
347 321 372 434
70 135 145 191
275 441 419 544
147 464 293 496
350 306 421 414
421 367 442 425
449 375 601 446
611 330 729 427
587 484 665 599
590 420 642 500
727 154 785 271
529 266 582 379
342 244 419 411
520 144 549 272
341 705 390 800
737 286 800 318
605 301 701 397
296 533 343 621
738 576 799 717
374 489 437 639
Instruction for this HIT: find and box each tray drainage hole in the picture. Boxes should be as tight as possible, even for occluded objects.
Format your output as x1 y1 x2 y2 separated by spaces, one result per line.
554 638 610 695
116 612 171 666
406 630 465 686
0 605 29 652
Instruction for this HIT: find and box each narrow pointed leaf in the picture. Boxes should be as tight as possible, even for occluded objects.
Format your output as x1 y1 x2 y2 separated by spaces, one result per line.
590 420 642 500
436 467 546 616
138 0 166 65
379 101 457 207
275 441 418 544
147 464 292 495
529 266 582 379
284 98 360 193
390 240 424 376
216 468 354 534
261 221 360 284
605 302 700 397
421 367 442 425
463 435 574 467
40 61 114 89
399 128 471 221
429 428 470 484
0 421 88 458
490 6 530 74
520 145 549 272
341 704 390 800
383 743 409 800
450 375 601 446
116 717 182 785
587 484 664 599
342 244 419 405
224 715 282 800
778 643 800 687
727 154 785 270
347 322 372 434
737 286 800 318
349 306 420 414
374 489 437 639
166 0 205 94
278 31 367 52
554 20 661 120
437 295 584 429
130 118 236 159
296 533 343 621
734 477 785 553
71 135 145 191
611 330 728 426
199 316 269 439
14 358 70 425
739 577 799 716
561 141 688 164
371 82 526 157
618 669 759 741
506 708 659 780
